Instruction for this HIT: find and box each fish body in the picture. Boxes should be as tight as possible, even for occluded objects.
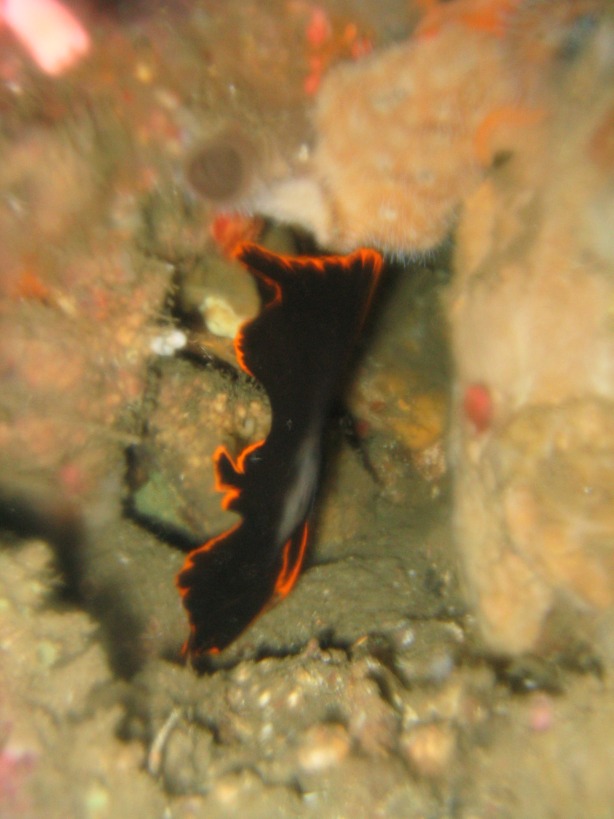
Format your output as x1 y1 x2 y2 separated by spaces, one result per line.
177 243 382 656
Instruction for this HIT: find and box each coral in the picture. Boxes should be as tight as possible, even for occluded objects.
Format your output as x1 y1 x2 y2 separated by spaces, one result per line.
253 1 607 259
448 8 614 655
313 25 516 252
415 0 521 39
301 4 373 95
255 2 529 254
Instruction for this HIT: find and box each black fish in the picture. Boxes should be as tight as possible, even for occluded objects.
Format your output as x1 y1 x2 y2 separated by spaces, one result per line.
177 243 383 656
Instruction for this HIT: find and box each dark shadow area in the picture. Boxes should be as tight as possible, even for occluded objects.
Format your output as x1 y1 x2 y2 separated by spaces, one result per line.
0 482 149 679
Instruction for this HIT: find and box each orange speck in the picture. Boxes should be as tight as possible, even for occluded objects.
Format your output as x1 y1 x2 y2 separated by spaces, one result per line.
354 418 371 438
308 54 324 72
416 0 521 40
303 70 321 95
210 213 264 257
306 7 332 48
58 461 88 495
349 35 372 60
11 270 51 302
302 7 374 97
342 22 358 42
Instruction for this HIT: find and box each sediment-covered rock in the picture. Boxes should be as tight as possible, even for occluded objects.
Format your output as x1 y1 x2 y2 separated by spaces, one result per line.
449 8 614 655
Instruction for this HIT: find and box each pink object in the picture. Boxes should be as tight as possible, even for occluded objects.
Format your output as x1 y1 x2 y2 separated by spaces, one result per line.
305 7 331 48
1 0 90 75
303 70 321 96
528 694 554 733
463 382 493 433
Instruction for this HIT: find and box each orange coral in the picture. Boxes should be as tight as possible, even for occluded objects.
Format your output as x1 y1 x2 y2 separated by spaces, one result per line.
301 4 373 95
9 269 51 303
415 0 522 39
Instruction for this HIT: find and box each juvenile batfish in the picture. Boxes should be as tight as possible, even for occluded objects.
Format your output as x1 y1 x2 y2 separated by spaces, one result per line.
177 243 382 657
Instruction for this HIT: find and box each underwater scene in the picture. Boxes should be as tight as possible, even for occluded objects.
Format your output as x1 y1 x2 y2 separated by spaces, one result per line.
0 1 613 816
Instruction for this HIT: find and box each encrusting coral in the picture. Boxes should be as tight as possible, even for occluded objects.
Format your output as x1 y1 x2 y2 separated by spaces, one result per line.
254 0 541 255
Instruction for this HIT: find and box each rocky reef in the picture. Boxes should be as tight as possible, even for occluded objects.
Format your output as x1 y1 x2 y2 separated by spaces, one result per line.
448 9 614 655
1 2 614 815
252 0 614 658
